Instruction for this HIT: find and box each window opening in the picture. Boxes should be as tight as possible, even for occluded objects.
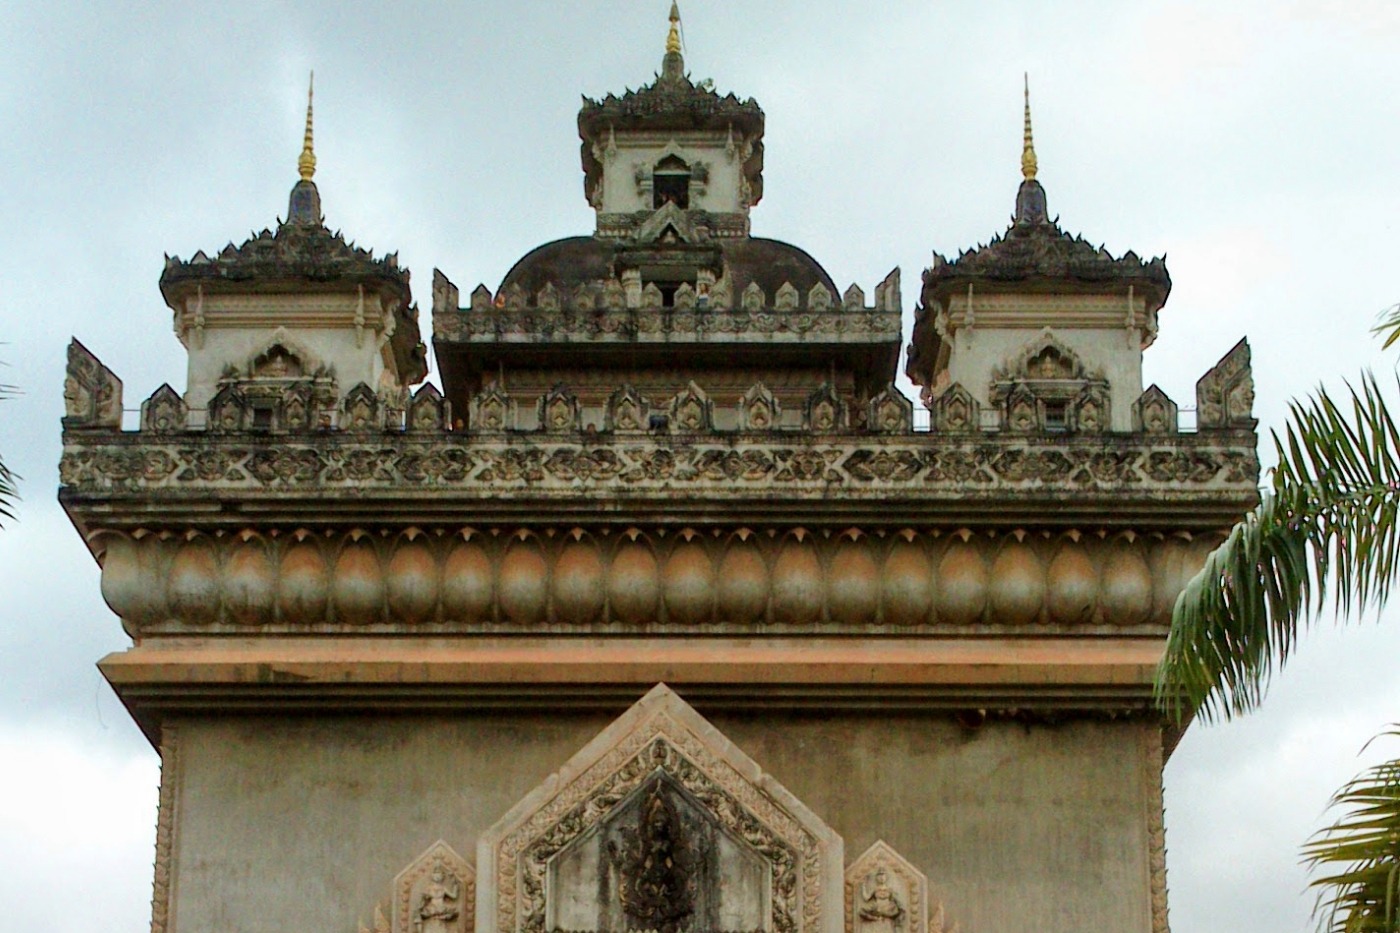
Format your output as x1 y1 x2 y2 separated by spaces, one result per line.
653 155 691 209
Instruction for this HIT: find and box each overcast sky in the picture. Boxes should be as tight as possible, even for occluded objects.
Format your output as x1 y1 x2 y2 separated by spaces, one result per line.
3 1 1400 930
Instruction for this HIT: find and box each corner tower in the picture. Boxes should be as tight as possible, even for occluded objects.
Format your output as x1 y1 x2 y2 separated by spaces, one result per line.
158 76 427 428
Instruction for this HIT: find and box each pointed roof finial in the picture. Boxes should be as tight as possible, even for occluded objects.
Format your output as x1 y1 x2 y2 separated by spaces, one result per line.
1021 73 1038 182
666 2 682 55
298 71 316 182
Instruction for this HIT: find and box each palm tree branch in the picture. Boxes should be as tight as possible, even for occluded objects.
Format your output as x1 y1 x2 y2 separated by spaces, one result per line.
1158 373 1400 721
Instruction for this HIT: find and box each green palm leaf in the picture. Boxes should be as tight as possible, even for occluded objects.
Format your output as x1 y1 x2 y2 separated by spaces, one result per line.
1157 373 1400 722
1304 729 1400 933
0 373 14 528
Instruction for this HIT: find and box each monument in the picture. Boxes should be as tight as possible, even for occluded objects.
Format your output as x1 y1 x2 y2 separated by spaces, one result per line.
59 8 1258 932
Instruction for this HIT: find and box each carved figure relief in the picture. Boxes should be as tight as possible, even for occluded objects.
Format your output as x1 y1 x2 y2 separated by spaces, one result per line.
64 339 124 428
478 684 843 933
207 384 250 432
470 285 493 312
673 283 698 310
990 331 1110 433
843 284 866 310
1073 386 1108 434
1196 338 1254 429
809 283 834 312
390 840 475 933
844 842 942 933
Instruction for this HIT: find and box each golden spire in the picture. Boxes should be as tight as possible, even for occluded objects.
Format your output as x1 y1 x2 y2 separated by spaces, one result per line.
1021 73 1038 182
298 72 316 182
666 1 682 55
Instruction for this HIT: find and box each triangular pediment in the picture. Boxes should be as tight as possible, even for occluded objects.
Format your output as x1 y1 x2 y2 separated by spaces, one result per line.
478 684 843 933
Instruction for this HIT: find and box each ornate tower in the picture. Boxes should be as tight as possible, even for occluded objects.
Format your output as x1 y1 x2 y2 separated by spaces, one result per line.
60 17 1257 933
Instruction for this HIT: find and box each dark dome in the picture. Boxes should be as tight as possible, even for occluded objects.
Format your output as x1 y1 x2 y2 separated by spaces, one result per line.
498 235 840 308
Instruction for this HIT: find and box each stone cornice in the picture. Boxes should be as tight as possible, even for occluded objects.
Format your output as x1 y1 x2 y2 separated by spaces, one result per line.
101 636 1171 744
59 431 1258 531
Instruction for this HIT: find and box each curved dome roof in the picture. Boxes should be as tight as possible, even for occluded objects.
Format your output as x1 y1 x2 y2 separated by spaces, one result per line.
498 235 839 309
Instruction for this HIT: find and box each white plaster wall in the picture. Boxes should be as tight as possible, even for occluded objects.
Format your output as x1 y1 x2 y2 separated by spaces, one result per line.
180 294 394 415
166 714 1155 933
947 326 1146 431
598 134 746 215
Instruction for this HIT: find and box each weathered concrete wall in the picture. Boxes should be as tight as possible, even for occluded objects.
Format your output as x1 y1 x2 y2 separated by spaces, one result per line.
166 710 1156 933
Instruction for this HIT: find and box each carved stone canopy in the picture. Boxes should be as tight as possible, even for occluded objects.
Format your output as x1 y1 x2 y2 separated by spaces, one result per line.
477 684 843 933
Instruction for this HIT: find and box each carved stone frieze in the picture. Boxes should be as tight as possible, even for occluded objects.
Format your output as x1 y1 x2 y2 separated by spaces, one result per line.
60 433 1259 501
477 685 843 933
91 524 1223 636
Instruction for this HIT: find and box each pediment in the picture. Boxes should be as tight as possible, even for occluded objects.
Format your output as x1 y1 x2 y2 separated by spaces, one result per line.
478 684 843 933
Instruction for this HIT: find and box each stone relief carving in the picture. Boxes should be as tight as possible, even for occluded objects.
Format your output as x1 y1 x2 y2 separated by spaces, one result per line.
606 385 652 433
809 283 834 311
149 726 181 933
207 383 251 433
434 306 900 342
930 384 977 434
391 840 475 933
1134 385 1178 435
669 382 714 432
1072 385 1109 434
343 383 383 431
60 435 1259 499
477 685 843 933
540 386 581 434
64 339 123 429
805 383 846 433
868 388 913 435
843 283 866 310
844 842 937 933
775 281 800 311
1196 338 1254 429
141 384 188 434
740 382 781 431
474 387 516 433
873 269 901 312
409 384 450 433
742 281 765 312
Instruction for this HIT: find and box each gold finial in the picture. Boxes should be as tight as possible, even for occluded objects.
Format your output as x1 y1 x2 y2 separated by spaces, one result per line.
1021 73 1038 182
666 1 682 55
298 72 316 181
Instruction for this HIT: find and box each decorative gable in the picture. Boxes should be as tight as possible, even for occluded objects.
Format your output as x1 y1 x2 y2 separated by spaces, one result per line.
477 684 843 933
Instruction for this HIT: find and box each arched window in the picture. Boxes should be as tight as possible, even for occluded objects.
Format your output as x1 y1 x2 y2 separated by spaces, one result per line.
653 155 691 209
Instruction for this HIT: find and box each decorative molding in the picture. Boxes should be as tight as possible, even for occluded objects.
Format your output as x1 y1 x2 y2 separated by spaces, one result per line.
91 524 1223 635
150 725 180 933
433 306 901 343
477 684 843 933
1144 726 1170 933
59 435 1260 500
64 338 123 429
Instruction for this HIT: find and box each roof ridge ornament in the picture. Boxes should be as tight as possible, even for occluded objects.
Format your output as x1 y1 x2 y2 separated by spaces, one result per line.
1021 72 1037 182
298 72 316 182
661 2 685 82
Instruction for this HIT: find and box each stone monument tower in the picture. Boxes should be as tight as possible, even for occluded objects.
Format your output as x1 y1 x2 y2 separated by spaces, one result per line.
60 9 1258 933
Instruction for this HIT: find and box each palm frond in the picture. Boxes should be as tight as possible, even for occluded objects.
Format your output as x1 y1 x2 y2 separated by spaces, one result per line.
0 372 16 527
1304 728 1400 933
1376 304 1400 352
1158 373 1400 721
